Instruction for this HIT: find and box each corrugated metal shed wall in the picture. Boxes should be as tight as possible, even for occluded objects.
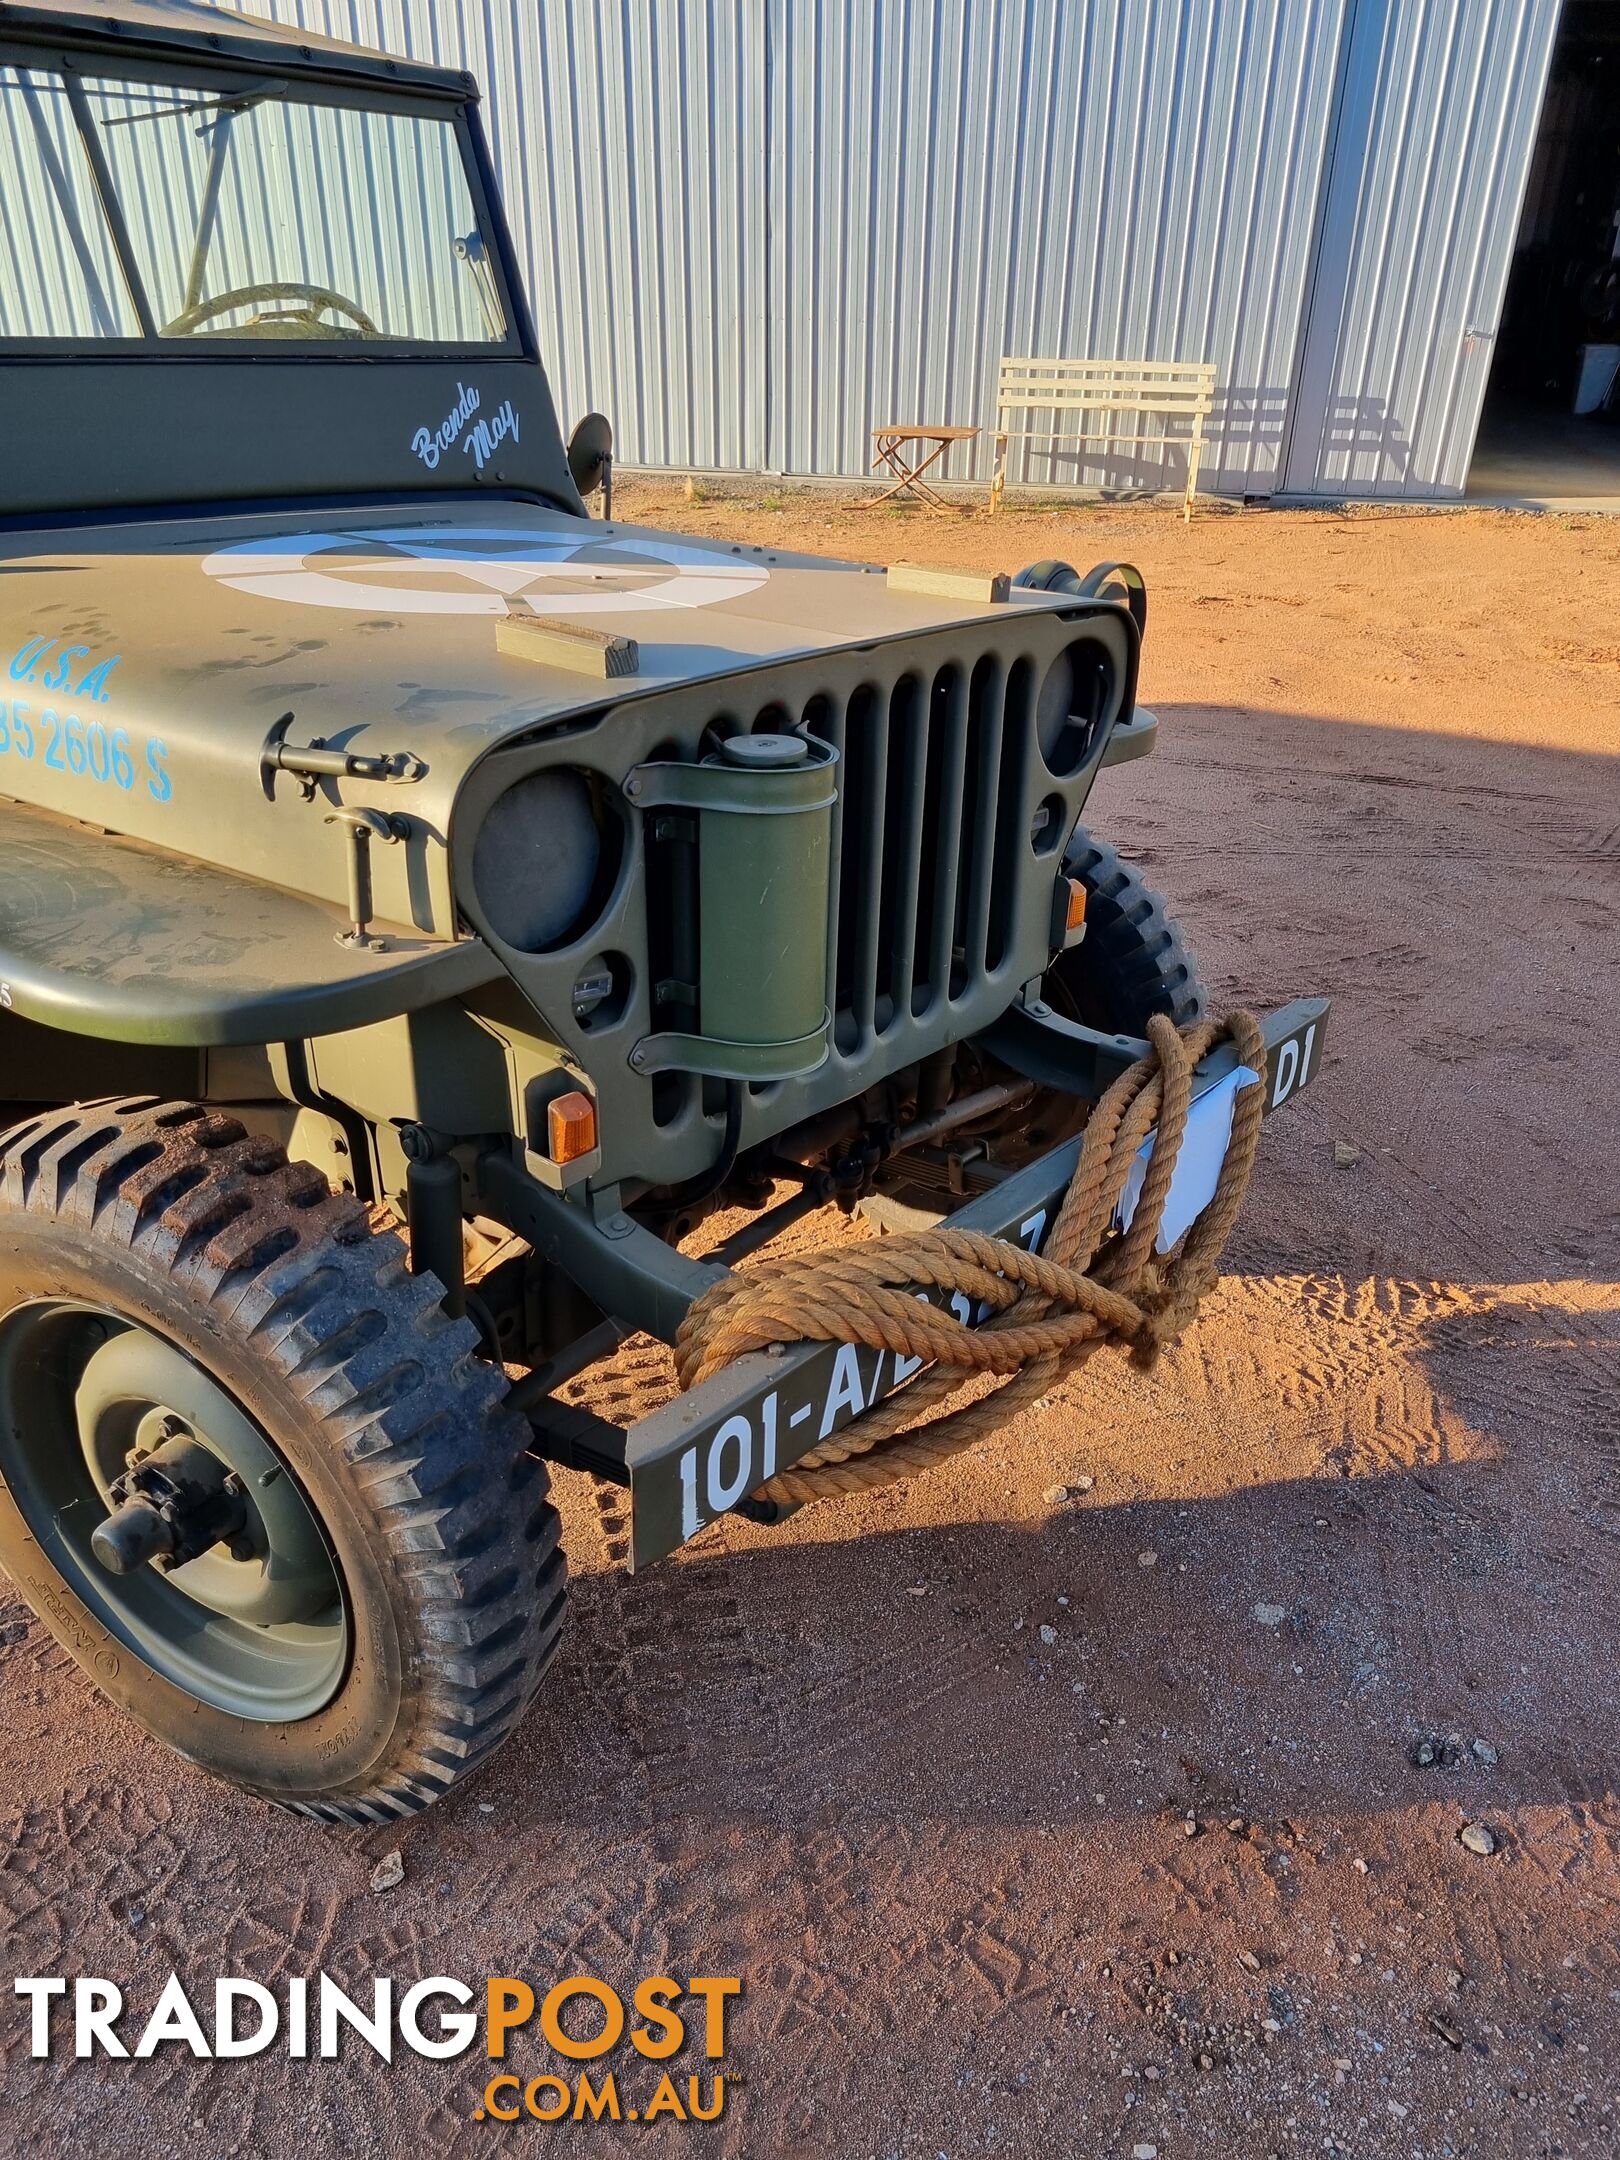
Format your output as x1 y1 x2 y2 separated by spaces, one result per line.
764 0 1350 487
4 0 1563 497
1281 0 1562 497
240 0 1349 490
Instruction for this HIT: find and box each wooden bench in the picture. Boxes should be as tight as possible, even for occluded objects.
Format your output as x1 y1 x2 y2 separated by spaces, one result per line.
990 357 1217 521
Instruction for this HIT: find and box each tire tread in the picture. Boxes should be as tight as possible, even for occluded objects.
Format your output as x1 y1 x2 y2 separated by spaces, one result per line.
0 1096 566 1824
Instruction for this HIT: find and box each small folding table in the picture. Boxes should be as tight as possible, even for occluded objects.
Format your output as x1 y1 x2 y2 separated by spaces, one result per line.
866 423 980 509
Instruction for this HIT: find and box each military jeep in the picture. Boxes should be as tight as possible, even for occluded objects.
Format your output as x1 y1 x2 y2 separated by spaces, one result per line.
0 0 1327 1820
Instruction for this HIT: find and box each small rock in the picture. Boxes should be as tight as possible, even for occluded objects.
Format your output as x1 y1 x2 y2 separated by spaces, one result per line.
1143 2064 1161 2080
1039 1624 1057 1645
478 1803 495 1814
1137 1550 1158 1569
369 1850 405 1894
1333 2057 1352 2072
1227 1816 1247 1835
1132 2146 1158 2160
1262 2016 1283 2033
1411 1732 1467 1769
1253 1602 1287 1627
1352 1856 1369 1873
1183 1816 1200 1838
1073 1474 1095 1493
1458 1821 1498 1857
1238 1949 1261 1971
1043 1484 1071 1506
1057 1594 1070 1607
1471 1737 1499 1765
1333 1140 1362 1168
1388 2101 1408 2121
906 1584 930 1597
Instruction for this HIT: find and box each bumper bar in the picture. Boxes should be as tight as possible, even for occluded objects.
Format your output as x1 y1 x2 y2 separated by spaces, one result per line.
496 996 1328 1570
622 995 1325 1567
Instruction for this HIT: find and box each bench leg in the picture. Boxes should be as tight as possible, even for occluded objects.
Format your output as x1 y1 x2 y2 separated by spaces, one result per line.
990 431 1008 513
1184 417 1205 523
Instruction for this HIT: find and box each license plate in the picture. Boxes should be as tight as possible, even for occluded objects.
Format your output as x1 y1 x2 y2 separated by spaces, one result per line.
625 996 1328 1567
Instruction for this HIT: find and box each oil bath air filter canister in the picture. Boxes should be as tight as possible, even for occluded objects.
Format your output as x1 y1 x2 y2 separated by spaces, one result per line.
697 733 836 1063
624 731 838 1079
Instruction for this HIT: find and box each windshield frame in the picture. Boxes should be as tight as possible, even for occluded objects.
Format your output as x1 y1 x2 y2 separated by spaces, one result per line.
0 38 534 362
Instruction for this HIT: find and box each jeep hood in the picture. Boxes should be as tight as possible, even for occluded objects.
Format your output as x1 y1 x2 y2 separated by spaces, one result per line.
0 499 1056 939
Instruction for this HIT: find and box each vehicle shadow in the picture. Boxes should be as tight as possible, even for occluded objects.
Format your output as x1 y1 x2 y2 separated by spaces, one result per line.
484 1297 1618 1837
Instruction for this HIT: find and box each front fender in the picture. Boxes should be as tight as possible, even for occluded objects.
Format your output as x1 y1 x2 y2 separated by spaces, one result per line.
0 798 499 1048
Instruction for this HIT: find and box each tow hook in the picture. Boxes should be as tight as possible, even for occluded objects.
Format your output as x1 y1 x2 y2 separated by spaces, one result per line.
90 1431 252 1576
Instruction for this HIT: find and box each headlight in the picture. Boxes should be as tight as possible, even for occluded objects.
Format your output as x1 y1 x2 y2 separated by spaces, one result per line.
470 768 616 952
1036 637 1117 777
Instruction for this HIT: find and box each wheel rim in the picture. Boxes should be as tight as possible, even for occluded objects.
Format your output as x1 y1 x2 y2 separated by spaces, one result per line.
0 1301 349 1722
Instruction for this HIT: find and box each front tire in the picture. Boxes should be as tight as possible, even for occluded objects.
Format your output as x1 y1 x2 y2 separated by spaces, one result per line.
1052 828 1205 1034
1004 828 1207 1159
0 1099 566 1822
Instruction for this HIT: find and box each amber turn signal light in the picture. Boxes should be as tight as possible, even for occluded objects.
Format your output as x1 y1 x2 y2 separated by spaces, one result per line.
547 1089 598 1164
1064 877 1087 934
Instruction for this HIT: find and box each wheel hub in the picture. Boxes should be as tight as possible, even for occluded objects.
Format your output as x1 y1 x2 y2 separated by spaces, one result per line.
0 1302 349 1722
72 1326 337 1632
91 1428 251 1577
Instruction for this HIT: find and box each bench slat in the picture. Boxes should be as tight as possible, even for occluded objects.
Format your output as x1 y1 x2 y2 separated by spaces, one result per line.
997 394 1213 414
999 357 1215 376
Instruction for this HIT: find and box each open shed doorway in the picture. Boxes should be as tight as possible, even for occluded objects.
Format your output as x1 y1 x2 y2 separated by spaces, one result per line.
1468 0 1620 502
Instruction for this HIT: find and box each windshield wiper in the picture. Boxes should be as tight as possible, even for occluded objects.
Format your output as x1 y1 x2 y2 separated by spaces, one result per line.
174 83 290 313
98 77 290 129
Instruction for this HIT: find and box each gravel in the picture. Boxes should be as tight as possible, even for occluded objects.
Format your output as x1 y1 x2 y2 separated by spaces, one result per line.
368 1851 405 1894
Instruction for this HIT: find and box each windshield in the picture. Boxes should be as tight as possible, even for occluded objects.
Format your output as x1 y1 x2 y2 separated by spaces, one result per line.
0 65 508 345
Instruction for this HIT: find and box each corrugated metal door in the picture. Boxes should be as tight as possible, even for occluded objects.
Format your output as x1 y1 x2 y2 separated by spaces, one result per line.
1281 0 1561 497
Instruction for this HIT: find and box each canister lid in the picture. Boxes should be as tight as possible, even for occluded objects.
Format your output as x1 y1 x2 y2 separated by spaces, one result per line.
719 732 810 769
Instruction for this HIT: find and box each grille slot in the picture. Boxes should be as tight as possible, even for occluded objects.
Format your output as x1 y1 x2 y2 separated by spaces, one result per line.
817 651 1036 1062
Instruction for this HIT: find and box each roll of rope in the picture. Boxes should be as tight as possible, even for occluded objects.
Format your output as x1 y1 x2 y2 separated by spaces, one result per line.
674 1011 1265 1504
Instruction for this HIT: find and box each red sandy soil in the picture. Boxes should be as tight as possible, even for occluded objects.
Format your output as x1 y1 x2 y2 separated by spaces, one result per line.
1 488 1617 2157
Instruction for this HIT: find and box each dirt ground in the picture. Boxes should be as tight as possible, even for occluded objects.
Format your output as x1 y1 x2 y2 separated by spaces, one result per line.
3 488 1618 2157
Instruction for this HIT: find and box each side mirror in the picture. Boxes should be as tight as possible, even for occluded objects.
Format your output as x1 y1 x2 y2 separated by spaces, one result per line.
567 412 614 516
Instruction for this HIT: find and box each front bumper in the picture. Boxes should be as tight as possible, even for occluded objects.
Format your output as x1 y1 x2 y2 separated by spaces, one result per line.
487 995 1329 1569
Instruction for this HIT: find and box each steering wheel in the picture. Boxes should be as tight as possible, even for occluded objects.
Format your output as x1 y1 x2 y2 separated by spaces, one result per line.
163 281 382 339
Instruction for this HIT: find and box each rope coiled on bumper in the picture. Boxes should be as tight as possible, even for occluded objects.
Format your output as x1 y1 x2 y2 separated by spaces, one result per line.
673 1011 1267 1505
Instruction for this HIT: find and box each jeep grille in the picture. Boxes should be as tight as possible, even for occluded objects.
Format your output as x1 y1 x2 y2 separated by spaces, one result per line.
814 651 1040 1063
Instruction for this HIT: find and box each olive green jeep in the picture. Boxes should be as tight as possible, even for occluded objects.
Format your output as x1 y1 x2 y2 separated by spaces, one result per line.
0 0 1326 1819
